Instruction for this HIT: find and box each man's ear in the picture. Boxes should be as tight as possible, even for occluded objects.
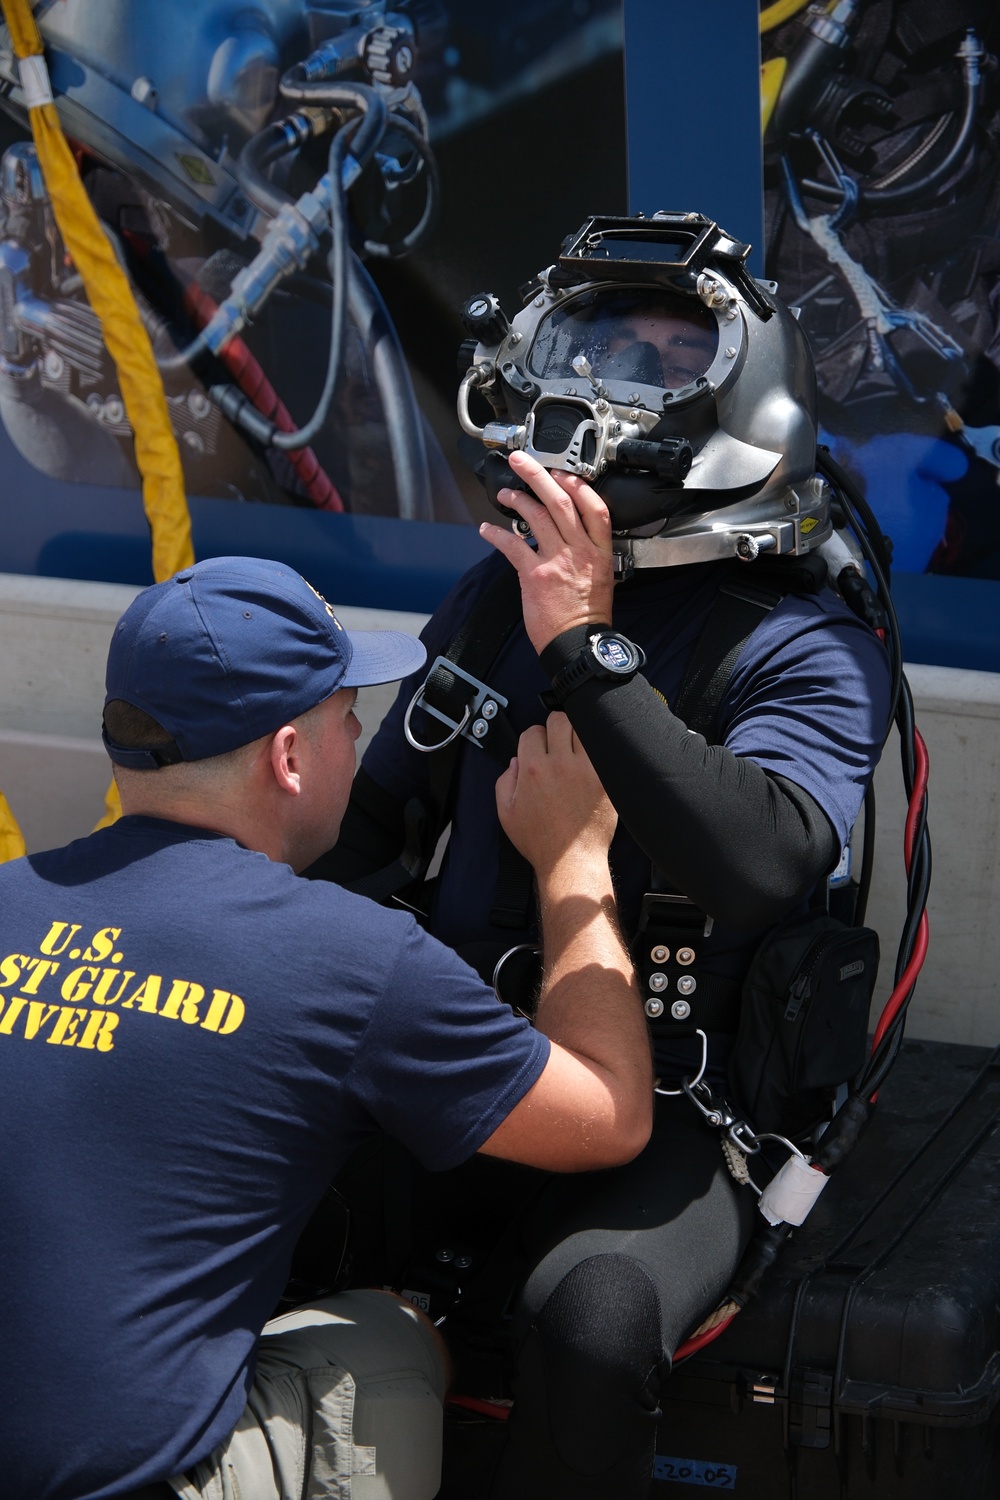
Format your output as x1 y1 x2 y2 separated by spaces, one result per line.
268 724 302 796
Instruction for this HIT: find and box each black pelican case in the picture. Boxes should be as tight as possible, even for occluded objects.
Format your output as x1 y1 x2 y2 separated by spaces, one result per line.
654 1038 1000 1498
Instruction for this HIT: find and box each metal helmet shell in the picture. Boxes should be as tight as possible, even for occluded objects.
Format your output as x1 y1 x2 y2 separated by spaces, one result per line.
458 213 829 569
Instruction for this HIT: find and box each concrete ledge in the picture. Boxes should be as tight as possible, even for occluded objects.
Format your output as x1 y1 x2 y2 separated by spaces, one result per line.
0 574 143 740
0 728 114 854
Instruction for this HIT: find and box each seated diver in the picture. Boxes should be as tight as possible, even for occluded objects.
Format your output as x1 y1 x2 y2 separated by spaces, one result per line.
308 214 892 1497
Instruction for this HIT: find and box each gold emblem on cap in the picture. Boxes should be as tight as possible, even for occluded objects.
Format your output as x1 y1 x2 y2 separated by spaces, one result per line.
304 579 343 629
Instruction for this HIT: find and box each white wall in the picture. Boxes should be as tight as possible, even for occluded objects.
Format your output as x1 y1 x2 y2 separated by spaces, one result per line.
0 572 995 1048
0 574 427 853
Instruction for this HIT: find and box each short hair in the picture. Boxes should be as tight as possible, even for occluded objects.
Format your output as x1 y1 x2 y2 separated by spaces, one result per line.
103 699 179 754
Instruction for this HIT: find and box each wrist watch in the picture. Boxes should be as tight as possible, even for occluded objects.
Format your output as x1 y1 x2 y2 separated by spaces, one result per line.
549 629 646 703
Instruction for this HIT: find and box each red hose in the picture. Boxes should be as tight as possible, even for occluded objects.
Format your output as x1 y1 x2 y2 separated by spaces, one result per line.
870 728 930 1054
673 1313 738 1363
182 281 345 513
447 1395 511 1421
672 728 930 1361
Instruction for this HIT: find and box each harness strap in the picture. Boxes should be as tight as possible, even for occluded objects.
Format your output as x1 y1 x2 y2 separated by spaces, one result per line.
426 565 524 844
491 827 538 930
344 567 525 908
416 566 534 930
345 799 428 905
672 576 786 741
421 566 524 769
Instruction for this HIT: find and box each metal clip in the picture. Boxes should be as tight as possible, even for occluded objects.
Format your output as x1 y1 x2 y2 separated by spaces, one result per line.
683 1076 740 1130
404 657 509 753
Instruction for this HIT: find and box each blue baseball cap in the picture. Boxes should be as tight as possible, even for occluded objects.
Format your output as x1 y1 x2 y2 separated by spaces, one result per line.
103 556 427 769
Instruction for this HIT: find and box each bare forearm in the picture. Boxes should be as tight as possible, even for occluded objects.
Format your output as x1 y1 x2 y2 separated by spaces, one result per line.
534 854 652 1129
488 713 652 1168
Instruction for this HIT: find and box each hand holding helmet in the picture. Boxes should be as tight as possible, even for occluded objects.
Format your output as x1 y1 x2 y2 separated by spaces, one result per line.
479 451 615 655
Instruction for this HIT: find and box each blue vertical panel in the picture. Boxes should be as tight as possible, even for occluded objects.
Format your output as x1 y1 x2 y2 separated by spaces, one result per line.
623 0 764 273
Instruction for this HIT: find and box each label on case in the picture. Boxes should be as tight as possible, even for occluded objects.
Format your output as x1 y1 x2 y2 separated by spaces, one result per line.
399 1287 431 1313
654 1456 738 1487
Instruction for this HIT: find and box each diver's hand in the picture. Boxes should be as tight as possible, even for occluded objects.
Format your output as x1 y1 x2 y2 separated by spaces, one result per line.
495 711 616 881
480 451 614 654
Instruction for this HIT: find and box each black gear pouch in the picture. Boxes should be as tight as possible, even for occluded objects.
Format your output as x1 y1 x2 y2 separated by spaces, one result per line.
729 912 880 1141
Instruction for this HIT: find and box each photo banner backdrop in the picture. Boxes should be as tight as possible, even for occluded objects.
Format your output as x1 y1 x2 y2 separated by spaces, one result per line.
0 1 998 668
0 0 626 610
626 0 1000 671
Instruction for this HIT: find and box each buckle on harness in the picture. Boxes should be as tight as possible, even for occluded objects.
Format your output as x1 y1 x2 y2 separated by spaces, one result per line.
403 657 509 754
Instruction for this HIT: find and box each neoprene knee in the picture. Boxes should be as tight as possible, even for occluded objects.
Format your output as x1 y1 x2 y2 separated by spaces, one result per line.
489 1253 665 1500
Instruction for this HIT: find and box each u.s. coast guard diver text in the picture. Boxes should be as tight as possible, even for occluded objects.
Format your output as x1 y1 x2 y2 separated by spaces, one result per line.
0 920 245 1052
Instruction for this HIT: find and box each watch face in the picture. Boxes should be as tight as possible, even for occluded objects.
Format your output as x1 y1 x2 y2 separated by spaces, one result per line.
594 633 638 673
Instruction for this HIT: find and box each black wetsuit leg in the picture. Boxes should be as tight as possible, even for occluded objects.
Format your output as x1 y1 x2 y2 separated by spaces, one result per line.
488 1096 756 1500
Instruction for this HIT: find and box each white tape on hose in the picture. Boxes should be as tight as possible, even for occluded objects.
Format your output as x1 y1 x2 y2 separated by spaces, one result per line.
757 1153 830 1227
19 55 53 110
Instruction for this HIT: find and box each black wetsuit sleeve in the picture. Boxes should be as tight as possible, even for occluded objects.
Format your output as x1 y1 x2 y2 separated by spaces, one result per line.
540 625 840 932
304 768 407 885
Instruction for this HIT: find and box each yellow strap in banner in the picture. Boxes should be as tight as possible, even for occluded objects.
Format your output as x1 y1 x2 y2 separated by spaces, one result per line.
0 792 26 862
0 0 197 849
760 0 812 35
93 779 124 833
0 0 193 585
761 55 788 136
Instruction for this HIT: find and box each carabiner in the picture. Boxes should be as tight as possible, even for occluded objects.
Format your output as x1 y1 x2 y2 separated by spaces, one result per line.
655 1028 708 1098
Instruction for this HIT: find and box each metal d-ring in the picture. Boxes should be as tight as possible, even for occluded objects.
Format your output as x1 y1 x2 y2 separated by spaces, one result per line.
403 684 470 753
492 944 542 1006
655 1028 708 1097
403 657 509 754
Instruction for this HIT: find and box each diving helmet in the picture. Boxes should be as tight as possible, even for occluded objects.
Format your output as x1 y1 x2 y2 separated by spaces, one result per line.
457 211 831 572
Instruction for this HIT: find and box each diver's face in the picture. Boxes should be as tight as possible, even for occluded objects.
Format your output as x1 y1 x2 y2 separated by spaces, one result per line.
605 307 718 389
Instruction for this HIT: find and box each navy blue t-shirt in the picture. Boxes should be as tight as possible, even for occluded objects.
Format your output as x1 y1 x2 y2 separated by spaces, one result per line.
0 816 547 1500
365 554 891 989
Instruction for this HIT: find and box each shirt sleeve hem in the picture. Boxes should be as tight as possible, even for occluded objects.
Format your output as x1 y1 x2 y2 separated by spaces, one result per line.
420 1029 552 1172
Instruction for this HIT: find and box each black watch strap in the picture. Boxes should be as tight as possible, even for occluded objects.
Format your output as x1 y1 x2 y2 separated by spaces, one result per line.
549 630 646 703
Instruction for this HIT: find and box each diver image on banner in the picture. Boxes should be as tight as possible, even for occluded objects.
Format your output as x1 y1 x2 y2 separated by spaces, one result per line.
761 0 1000 578
0 0 623 532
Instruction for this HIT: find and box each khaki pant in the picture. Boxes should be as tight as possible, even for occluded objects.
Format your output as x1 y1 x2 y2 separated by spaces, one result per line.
169 1290 446 1500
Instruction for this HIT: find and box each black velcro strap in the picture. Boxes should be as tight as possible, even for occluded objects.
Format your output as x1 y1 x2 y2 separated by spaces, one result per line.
490 828 536 930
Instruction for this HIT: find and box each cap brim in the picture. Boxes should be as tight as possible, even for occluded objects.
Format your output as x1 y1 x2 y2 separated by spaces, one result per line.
341 630 427 688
